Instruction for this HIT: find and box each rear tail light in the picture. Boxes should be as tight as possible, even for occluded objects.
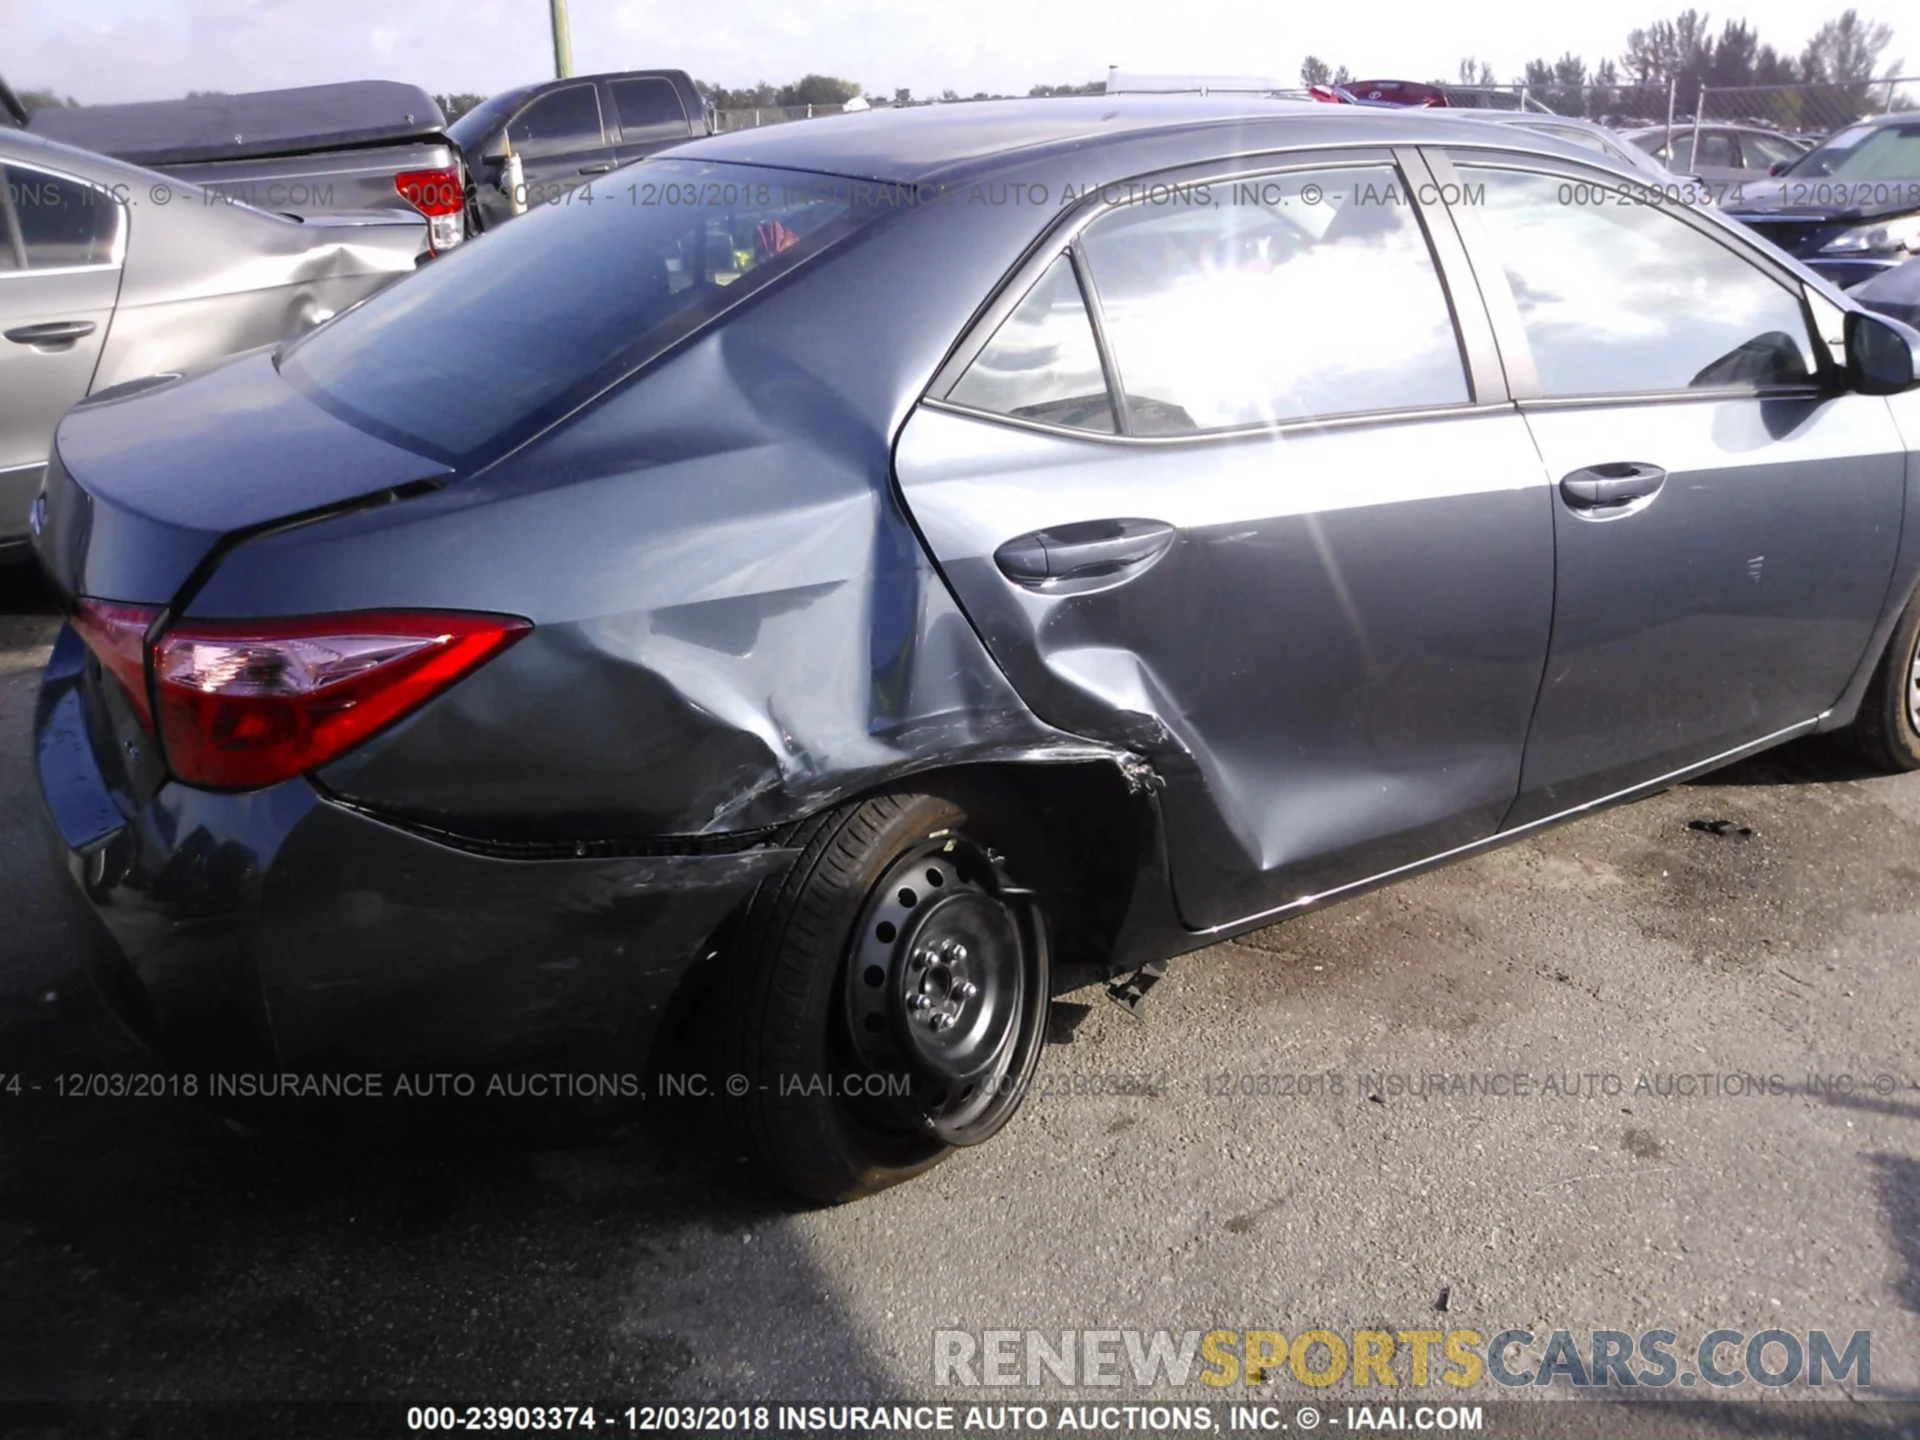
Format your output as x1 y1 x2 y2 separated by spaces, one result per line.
75 605 528 791
73 600 160 727
395 165 464 215
394 165 467 253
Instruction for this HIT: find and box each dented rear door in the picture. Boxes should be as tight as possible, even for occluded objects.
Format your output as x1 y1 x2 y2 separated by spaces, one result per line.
895 152 1555 929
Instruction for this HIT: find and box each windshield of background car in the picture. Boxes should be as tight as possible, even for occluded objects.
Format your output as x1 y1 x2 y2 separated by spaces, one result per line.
1787 121 1920 179
279 160 868 464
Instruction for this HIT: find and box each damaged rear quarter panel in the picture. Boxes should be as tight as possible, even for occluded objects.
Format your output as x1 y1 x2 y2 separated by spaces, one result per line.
96 193 424 390
184 199 1138 838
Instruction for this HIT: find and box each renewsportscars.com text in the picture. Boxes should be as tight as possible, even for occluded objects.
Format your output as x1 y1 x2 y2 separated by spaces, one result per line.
932 1327 1870 1389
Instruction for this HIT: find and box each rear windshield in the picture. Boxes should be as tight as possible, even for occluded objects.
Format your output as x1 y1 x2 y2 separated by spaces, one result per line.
279 159 868 463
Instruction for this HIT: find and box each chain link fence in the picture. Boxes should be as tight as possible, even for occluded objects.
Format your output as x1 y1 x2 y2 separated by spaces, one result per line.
1697 78 1920 140
712 103 849 131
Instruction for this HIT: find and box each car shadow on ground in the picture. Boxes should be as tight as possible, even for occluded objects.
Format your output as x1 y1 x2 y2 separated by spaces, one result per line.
0 973 904 1404
0 630 899 1407
0 561 56 617
1689 733 1888 788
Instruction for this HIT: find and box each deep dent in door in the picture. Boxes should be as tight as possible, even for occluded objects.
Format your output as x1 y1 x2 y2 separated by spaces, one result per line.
892 402 1557 930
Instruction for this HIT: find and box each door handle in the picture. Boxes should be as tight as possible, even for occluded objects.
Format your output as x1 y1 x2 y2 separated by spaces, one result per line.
577 161 615 174
5 320 96 347
1559 462 1666 510
994 518 1176 588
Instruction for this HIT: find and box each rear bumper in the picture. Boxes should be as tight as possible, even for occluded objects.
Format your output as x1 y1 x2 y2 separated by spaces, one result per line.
35 624 792 1093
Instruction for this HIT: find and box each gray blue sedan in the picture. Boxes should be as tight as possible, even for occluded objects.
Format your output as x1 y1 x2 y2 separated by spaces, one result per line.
31 98 1920 1201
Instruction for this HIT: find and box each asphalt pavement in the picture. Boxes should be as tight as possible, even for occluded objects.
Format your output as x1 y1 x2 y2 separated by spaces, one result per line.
1 562 1917 1436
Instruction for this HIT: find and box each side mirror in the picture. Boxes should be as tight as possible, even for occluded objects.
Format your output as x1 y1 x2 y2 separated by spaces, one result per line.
1846 310 1920 394
1768 161 1787 177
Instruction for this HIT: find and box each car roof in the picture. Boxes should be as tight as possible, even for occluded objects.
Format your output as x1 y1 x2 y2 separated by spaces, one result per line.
1454 112 1608 131
0 124 165 186
668 94 1616 186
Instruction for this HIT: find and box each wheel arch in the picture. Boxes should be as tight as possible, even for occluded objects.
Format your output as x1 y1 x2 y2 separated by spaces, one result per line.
782 755 1168 987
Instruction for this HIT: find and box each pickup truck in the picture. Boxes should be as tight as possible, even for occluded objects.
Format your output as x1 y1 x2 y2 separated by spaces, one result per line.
448 70 711 230
23 80 473 252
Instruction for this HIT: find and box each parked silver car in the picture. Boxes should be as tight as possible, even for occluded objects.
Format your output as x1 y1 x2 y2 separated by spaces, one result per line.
1621 123 1809 189
1434 110 1707 192
1 128 426 558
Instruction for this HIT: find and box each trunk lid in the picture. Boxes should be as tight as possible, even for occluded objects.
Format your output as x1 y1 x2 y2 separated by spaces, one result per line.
37 349 449 605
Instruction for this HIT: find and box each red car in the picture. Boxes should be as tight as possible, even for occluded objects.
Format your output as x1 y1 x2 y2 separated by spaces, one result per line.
1309 79 1449 107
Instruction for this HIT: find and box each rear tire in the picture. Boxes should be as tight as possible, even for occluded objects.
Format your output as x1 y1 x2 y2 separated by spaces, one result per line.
719 791 1051 1203
1840 586 1920 773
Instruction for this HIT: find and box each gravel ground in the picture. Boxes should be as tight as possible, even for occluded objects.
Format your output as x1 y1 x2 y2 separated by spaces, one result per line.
1 562 1916 1437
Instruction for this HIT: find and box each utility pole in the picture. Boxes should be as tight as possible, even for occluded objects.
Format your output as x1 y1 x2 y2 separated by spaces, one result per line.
549 0 573 78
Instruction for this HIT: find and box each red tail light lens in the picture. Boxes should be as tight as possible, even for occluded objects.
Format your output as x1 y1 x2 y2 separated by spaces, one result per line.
394 165 465 217
151 610 529 790
73 600 160 728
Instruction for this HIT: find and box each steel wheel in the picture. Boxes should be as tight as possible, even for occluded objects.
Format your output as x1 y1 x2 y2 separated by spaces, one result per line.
840 836 1048 1146
719 790 1053 1201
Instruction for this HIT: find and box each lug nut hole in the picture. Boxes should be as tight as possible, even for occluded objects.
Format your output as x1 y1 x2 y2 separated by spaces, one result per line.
926 868 944 887
898 887 918 907
875 921 896 943
863 964 885 988
863 1013 886 1033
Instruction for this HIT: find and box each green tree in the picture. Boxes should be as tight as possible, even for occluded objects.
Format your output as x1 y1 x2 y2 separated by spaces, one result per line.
1621 9 1714 90
775 74 861 107
1589 57 1623 118
17 88 78 111
1706 20 1759 86
1456 57 1496 87
1300 55 1331 87
1800 9 1896 84
434 92 486 122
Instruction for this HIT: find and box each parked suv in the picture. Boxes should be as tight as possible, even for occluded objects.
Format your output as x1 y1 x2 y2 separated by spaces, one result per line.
449 70 710 230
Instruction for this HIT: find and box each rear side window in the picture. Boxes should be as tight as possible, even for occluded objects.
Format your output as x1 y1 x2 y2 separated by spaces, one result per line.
280 161 868 463
0 163 119 271
1076 166 1469 434
948 255 1115 433
611 79 689 142
508 84 603 154
1457 164 1816 395
1742 132 1804 168
1694 132 1738 168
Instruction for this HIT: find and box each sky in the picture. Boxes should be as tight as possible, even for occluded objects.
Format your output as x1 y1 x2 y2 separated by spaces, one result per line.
3 0 1906 106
